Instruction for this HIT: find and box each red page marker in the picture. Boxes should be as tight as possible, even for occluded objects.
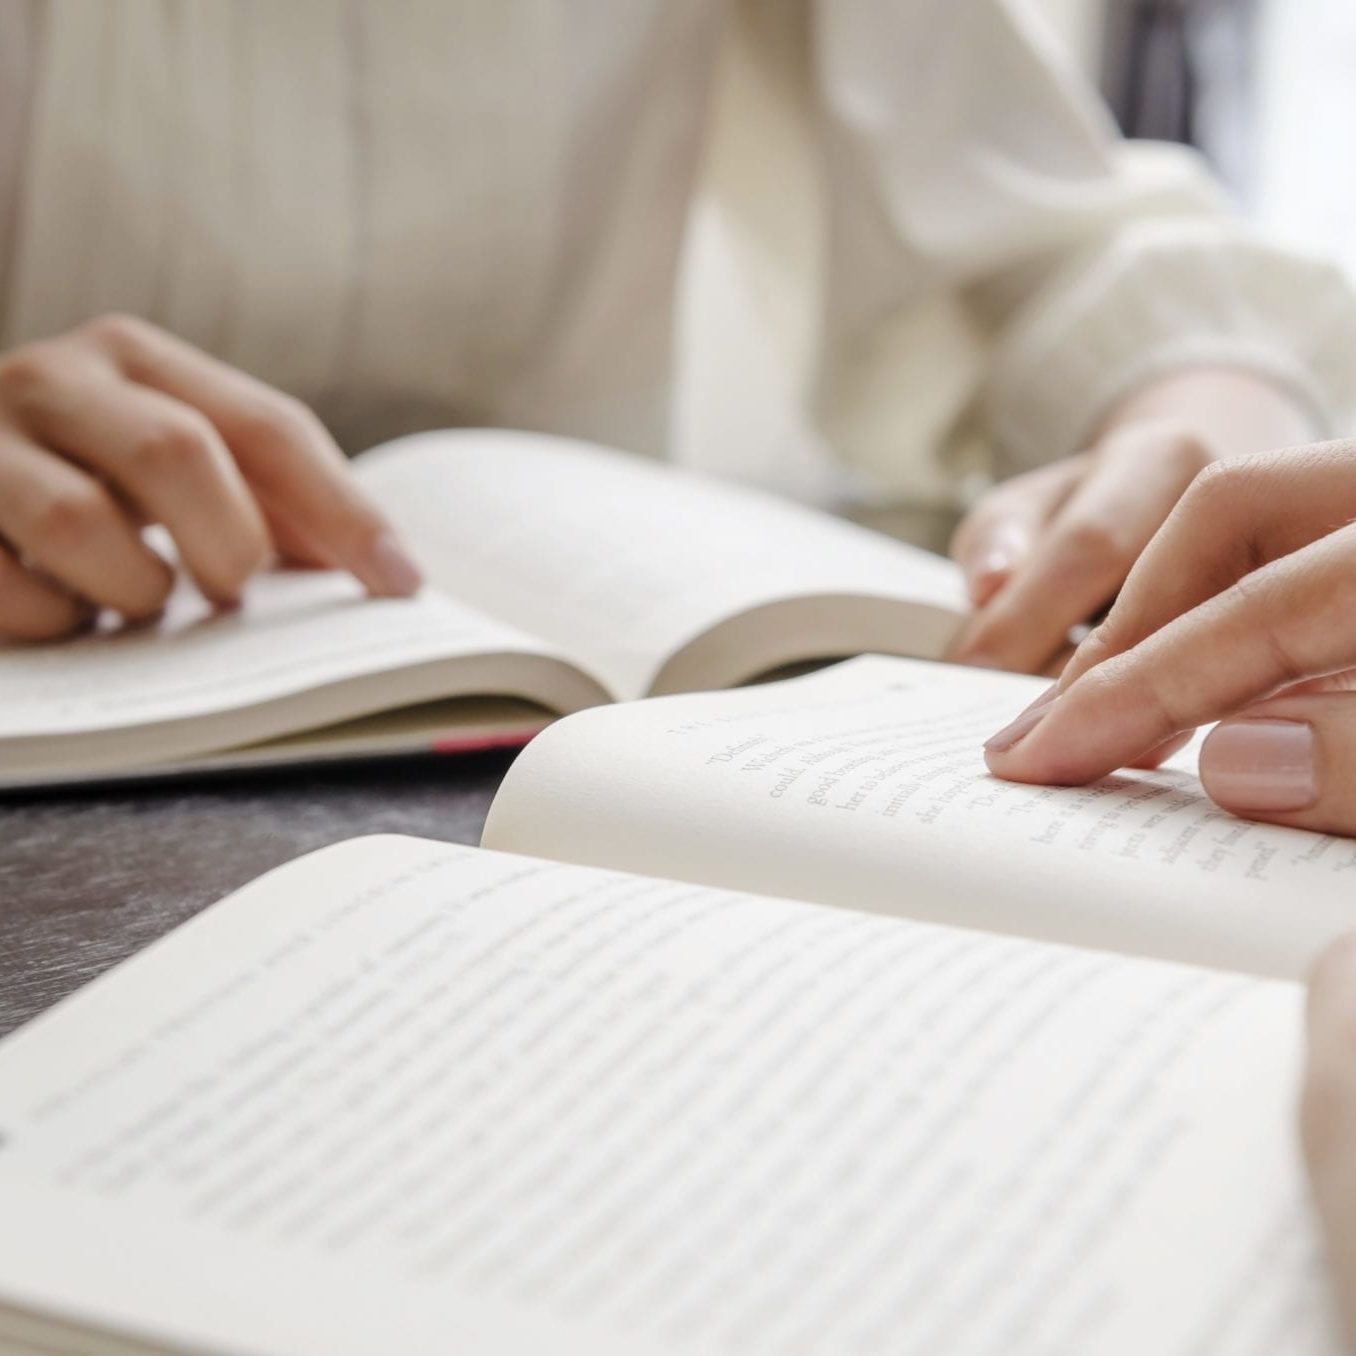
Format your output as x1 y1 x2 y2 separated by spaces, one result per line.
431 729 540 756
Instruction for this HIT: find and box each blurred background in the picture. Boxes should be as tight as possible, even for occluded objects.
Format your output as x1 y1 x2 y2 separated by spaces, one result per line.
1095 0 1349 269
676 0 1353 501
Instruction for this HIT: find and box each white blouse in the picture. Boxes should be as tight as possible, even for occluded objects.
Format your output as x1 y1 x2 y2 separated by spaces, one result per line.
1 0 1353 508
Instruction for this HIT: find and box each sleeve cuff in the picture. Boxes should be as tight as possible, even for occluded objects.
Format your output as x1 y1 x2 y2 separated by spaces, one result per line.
986 220 1356 472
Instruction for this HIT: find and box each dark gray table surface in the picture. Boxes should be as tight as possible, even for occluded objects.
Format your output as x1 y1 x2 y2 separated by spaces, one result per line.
0 752 516 1039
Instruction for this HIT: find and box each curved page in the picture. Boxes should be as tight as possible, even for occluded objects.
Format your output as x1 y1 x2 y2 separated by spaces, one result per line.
357 429 967 699
0 572 605 783
485 657 1356 979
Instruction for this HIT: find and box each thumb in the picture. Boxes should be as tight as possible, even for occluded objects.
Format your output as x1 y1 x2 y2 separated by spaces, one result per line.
1199 691 1356 836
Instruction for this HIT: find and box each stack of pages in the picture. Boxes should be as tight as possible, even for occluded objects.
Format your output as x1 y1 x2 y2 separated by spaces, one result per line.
0 429 964 787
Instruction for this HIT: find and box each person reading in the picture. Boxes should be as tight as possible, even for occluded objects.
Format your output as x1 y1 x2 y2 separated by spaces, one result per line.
0 0 1347 662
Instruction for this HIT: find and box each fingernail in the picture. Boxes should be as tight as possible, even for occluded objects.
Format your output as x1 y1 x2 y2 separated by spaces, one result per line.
983 683 1059 754
1201 720 1317 814
361 533 423 597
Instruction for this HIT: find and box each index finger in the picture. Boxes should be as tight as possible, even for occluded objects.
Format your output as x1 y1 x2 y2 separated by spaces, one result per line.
84 315 422 597
1060 442 1356 691
984 522 1356 785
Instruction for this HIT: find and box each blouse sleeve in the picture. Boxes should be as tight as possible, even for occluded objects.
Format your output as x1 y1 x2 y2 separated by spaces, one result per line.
810 0 1356 494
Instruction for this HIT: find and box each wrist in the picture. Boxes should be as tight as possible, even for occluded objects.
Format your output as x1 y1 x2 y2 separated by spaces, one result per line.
1095 366 1321 462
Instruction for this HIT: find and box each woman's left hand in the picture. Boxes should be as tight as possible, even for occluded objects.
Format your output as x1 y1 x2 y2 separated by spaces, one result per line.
947 368 1318 675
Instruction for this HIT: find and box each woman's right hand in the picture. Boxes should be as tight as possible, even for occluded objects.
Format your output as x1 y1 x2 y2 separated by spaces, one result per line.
0 314 421 640
981 439 1356 838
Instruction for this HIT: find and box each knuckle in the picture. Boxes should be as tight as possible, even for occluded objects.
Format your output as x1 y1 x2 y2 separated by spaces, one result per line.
81 311 157 360
1079 650 1185 734
1180 454 1274 519
128 415 215 478
234 393 320 453
27 485 115 549
1183 456 1239 507
1156 427 1216 477
1071 657 1124 705
951 508 999 563
1057 519 1126 571
1072 619 1118 671
1229 568 1311 686
0 344 60 407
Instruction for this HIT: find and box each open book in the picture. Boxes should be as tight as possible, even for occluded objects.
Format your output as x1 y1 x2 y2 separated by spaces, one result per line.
0 429 964 788
1 661 1352 1353
484 656 1356 982
0 832 1339 1355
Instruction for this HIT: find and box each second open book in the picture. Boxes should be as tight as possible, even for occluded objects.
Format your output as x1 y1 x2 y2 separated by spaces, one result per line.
1 659 1352 1353
0 428 963 786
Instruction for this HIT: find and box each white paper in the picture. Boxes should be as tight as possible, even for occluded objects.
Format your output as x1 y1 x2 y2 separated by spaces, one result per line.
0 838 1336 1356
357 429 967 698
0 569 606 782
485 656 1356 978
0 572 563 737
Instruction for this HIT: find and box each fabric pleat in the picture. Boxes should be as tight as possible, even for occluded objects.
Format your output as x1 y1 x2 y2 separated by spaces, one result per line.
7 1 355 398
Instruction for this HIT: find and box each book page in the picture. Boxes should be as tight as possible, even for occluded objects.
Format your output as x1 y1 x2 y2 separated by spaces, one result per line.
355 429 967 699
0 571 606 783
486 657 1356 980
0 838 1336 1355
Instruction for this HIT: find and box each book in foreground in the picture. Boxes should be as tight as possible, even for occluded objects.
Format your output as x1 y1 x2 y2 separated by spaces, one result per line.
3 659 1355 1353
0 428 964 788
0 834 1340 1355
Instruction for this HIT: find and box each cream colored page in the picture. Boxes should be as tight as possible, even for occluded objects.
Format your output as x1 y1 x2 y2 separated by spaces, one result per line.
0 569 576 739
486 657 1356 979
0 838 1335 1355
355 429 967 699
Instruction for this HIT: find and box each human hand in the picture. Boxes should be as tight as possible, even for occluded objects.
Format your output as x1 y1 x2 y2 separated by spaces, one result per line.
948 368 1318 675
0 314 421 640
1302 935 1356 1350
982 440 1356 837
